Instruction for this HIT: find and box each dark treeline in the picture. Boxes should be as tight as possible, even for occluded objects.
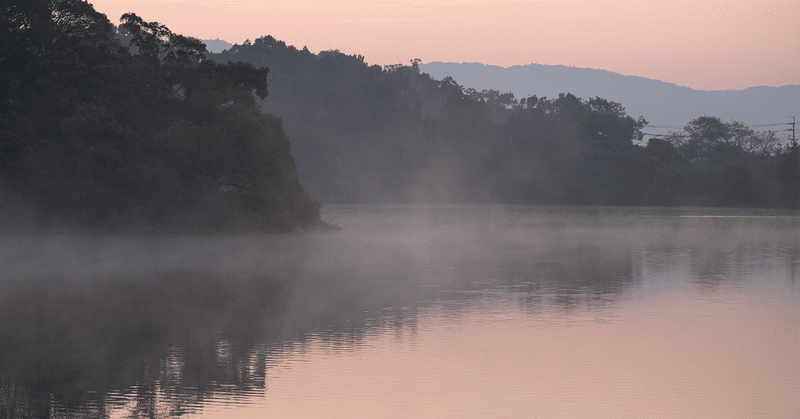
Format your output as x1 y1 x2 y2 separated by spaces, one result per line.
0 0 321 231
211 38 799 208
1 0 797 233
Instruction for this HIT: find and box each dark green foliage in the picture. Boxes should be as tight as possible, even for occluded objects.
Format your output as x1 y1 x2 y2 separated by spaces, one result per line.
10 3 788 213
498 93 648 205
209 38 796 208
119 12 207 66
655 116 795 208
209 40 468 202
0 1 320 231
776 144 800 208
632 138 689 206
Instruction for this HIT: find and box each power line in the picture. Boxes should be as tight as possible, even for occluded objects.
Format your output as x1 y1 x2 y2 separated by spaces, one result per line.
642 119 798 143
750 122 793 128
643 121 795 132
645 122 792 129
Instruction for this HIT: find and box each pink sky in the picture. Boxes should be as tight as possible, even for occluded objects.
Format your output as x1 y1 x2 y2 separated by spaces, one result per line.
90 0 798 91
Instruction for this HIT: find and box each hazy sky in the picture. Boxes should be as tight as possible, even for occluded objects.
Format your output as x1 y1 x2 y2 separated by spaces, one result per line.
91 0 798 91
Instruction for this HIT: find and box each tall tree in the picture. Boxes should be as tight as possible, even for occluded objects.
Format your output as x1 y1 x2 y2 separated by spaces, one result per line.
0 0 320 231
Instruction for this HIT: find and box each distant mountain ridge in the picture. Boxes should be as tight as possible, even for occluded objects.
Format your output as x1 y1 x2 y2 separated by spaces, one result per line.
419 62 799 138
202 39 233 53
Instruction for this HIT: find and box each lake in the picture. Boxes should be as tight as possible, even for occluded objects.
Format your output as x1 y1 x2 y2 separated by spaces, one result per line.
1 205 798 418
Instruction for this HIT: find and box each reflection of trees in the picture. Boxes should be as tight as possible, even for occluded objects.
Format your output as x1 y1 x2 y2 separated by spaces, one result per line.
4 209 795 417
285 207 800 343
626 211 800 289
682 218 799 288
0 270 294 418
280 234 433 344
282 210 647 340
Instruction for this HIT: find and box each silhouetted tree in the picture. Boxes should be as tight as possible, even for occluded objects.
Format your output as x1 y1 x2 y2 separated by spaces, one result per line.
0 0 320 231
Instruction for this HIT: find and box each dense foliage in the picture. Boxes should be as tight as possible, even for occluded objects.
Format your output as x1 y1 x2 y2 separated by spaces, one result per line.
0 0 321 231
210 40 798 208
1 0 796 222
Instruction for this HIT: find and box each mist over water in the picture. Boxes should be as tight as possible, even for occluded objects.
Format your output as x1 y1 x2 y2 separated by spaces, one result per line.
1 205 798 418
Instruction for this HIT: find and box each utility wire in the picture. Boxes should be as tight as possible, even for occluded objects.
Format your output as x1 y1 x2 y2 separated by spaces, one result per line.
644 122 793 132
646 123 791 129
750 122 793 128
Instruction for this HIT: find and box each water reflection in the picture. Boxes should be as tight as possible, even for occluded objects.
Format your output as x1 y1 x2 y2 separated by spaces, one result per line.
283 205 798 338
0 206 798 418
0 235 297 418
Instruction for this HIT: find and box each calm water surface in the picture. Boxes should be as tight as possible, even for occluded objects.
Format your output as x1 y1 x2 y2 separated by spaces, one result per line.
1 205 798 418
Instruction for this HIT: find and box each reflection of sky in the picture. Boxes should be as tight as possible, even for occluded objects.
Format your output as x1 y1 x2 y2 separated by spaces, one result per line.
241 282 799 419
249 207 799 417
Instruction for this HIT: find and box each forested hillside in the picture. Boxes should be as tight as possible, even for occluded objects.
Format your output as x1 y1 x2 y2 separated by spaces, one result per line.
419 62 800 136
209 39 799 208
1 0 796 229
0 1 321 231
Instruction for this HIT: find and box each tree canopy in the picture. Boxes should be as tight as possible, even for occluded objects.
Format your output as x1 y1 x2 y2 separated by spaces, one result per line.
1 1 795 221
207 40 797 209
0 1 321 231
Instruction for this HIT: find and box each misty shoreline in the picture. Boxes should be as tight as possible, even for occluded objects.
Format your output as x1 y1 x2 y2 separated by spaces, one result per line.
1 202 797 236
